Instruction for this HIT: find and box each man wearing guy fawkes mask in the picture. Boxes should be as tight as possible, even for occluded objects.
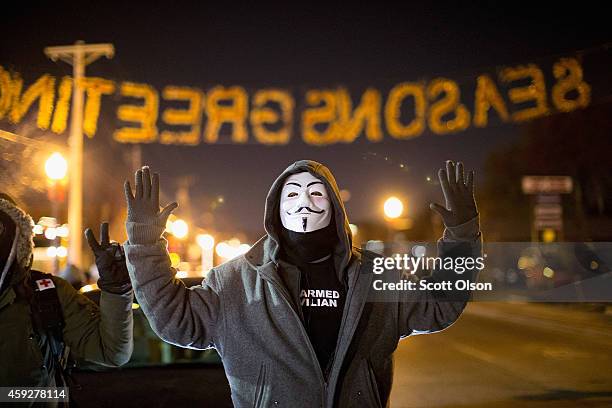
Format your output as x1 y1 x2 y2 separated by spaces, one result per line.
124 160 482 407
278 171 344 376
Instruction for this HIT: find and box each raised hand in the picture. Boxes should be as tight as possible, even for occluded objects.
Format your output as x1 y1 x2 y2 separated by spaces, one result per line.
85 222 132 295
429 161 478 227
124 166 178 226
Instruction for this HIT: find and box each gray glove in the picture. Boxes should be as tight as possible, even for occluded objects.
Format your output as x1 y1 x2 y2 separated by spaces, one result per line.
85 222 132 295
124 166 178 226
429 160 478 227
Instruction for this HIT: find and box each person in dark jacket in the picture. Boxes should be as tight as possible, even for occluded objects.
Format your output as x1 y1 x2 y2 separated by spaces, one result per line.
123 160 482 407
0 193 134 392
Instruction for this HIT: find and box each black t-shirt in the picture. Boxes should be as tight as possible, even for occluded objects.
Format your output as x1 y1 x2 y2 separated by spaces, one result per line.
298 257 346 377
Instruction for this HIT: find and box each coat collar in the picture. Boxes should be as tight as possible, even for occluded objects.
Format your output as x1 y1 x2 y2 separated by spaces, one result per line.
245 234 365 311
244 235 268 268
245 234 359 281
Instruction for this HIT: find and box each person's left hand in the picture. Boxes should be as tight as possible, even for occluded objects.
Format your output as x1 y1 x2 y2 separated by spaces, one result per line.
85 222 132 295
429 160 478 227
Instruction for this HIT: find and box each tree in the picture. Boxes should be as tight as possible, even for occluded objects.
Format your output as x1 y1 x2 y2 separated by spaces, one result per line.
480 102 612 241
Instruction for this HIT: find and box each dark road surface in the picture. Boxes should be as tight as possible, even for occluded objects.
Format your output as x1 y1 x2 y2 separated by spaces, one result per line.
72 302 612 407
390 303 612 407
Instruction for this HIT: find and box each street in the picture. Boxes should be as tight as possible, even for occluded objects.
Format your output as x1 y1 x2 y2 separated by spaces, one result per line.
2 4 611 407
70 302 612 407
390 303 612 407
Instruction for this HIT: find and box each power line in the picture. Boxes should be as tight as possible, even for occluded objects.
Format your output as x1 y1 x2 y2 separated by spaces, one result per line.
0 129 66 152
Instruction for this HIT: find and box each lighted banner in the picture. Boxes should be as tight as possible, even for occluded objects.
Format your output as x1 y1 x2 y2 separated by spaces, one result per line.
0 48 610 146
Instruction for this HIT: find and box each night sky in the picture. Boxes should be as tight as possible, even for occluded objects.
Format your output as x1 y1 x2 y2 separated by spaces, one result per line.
1 3 610 237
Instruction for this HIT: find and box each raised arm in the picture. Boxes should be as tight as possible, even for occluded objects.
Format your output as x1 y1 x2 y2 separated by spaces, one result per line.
59 222 133 367
123 166 221 349
399 160 483 337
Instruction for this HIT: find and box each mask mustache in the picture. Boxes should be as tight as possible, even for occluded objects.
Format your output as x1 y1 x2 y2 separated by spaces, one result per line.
287 206 325 215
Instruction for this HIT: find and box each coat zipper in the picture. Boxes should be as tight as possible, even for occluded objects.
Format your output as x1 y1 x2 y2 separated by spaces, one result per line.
318 259 361 407
324 259 363 406
264 271 328 407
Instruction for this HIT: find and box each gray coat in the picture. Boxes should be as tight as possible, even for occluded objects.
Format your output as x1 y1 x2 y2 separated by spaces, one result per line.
124 160 482 407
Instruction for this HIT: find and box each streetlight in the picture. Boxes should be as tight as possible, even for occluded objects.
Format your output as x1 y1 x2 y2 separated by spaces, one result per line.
45 152 67 274
170 219 189 239
383 196 404 219
197 233 215 273
196 234 215 250
215 239 250 261
383 196 412 245
45 152 67 180
215 242 231 259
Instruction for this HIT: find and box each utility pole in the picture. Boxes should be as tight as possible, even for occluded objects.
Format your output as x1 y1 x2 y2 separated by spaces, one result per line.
44 41 114 270
131 144 142 171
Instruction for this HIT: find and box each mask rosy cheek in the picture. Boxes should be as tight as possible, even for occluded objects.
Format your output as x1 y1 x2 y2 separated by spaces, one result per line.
312 199 329 209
